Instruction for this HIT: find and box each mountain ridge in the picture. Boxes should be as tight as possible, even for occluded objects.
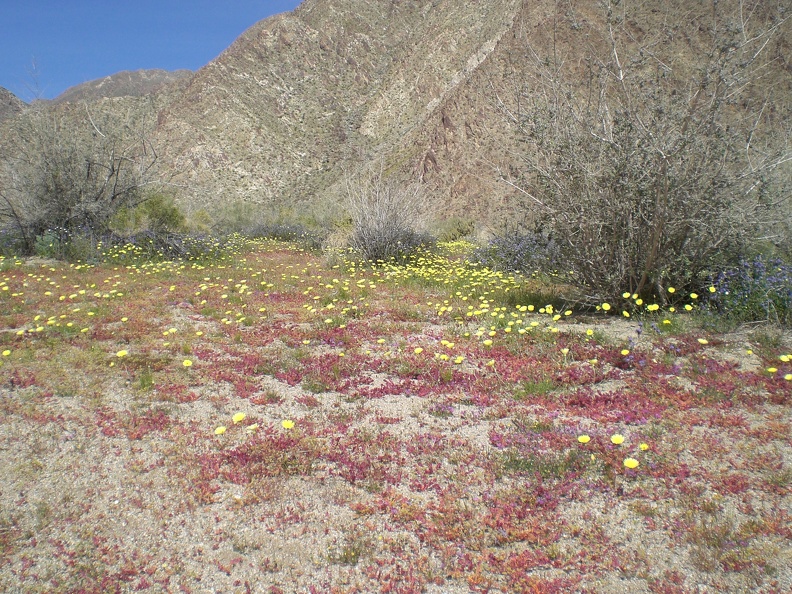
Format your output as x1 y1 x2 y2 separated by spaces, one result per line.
51 69 193 105
149 0 526 221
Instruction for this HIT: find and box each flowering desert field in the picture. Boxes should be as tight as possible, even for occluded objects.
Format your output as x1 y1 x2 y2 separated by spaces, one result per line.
0 239 790 593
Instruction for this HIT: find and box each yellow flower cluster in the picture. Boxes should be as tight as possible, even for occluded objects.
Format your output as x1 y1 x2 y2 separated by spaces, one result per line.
577 433 650 471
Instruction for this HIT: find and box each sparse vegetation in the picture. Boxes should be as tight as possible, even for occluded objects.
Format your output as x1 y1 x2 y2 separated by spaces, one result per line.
0 0 790 590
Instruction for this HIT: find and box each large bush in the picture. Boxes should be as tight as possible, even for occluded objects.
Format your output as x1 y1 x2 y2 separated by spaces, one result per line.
0 103 159 254
505 0 790 303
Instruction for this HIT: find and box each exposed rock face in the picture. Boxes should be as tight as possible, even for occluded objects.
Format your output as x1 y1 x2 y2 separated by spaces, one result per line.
0 87 26 123
1 0 790 226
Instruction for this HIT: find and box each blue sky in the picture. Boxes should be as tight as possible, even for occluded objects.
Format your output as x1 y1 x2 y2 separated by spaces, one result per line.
0 0 302 101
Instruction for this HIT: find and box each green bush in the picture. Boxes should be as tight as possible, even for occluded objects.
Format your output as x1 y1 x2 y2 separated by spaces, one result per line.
34 230 61 258
435 217 475 242
111 193 185 235
29 228 103 262
141 194 186 234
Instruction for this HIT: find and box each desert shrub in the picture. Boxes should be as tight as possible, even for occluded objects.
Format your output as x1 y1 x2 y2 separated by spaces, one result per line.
0 228 26 257
0 104 159 254
473 229 560 274
139 194 186 234
207 202 328 250
17 195 191 262
706 256 792 326
105 231 230 262
346 164 434 261
62 232 104 261
111 193 186 235
15 227 227 264
504 0 790 303
244 222 325 251
27 227 103 261
185 209 214 234
353 228 435 262
435 217 475 242
33 229 62 258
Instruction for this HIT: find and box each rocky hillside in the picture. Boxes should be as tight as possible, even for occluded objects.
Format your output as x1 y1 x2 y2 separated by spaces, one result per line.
150 0 526 221
1 0 790 228
0 87 25 123
52 69 193 104
149 0 792 225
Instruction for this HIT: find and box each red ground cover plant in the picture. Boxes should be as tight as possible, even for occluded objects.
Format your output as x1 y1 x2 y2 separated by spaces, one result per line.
0 241 790 592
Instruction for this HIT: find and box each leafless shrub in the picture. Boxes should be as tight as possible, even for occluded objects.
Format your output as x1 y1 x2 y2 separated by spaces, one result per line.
346 163 433 261
500 0 790 303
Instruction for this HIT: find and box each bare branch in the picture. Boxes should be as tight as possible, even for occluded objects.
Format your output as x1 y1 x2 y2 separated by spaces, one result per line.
84 102 106 138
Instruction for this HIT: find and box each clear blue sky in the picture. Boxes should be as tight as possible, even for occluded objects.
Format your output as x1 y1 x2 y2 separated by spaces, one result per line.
0 0 303 101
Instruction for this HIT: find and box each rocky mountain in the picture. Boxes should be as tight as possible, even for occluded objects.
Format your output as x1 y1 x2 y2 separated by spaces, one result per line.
2 0 790 229
148 0 792 226
52 69 193 104
0 87 26 123
151 0 526 221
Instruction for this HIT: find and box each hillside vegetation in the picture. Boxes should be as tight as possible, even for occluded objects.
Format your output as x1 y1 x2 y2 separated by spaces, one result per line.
1 0 789 221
